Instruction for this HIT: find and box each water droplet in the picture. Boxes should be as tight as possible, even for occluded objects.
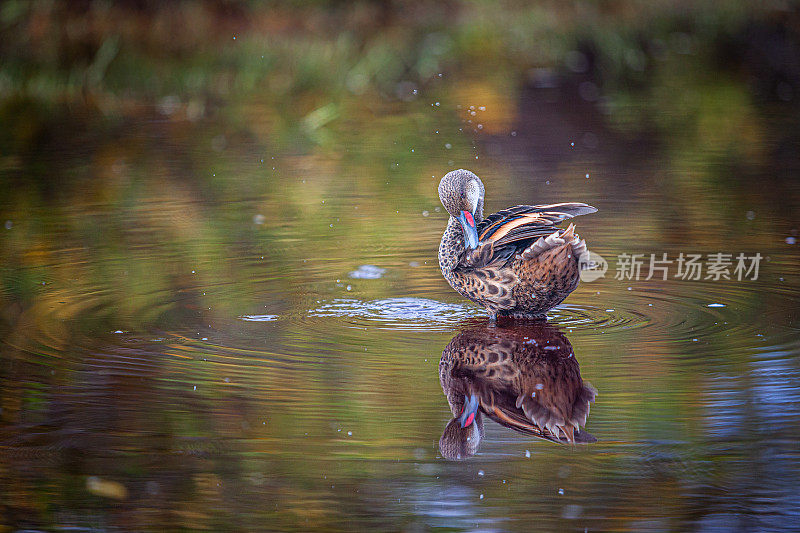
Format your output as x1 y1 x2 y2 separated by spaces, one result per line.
707 303 726 308
558 488 564 495
477 470 484 476
525 450 531 458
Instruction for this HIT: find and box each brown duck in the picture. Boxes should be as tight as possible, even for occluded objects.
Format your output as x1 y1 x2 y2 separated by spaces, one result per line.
439 321 596 460
438 169 597 319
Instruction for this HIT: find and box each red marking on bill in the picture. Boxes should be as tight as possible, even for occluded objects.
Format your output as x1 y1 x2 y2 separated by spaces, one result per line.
463 211 475 227
464 412 475 427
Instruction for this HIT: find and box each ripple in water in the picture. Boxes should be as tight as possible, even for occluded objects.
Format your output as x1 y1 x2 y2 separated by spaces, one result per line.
307 297 482 331
548 303 649 333
550 281 800 357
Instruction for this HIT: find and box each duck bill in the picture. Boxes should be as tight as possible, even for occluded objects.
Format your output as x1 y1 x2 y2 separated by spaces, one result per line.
457 210 479 250
458 393 480 428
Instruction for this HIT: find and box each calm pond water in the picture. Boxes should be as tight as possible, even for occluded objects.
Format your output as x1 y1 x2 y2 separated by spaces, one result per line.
2 4 800 532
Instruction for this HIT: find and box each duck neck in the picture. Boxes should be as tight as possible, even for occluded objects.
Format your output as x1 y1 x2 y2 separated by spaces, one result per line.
439 216 467 273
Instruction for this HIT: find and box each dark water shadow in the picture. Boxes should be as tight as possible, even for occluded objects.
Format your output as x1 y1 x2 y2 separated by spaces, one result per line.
438 318 597 460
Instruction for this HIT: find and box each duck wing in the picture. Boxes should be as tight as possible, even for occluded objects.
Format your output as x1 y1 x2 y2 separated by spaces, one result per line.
478 203 596 245
488 405 597 443
482 392 568 444
459 203 596 270
466 376 589 444
473 360 597 444
510 376 598 443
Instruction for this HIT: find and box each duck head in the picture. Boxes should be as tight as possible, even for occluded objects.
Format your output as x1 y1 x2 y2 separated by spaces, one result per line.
439 392 484 460
438 169 485 250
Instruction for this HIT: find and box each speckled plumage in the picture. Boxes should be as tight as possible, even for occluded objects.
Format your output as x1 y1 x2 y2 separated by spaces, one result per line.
437 169 597 318
438 321 596 459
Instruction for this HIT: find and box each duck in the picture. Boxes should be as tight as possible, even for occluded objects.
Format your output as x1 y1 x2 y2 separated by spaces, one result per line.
438 320 596 460
438 169 597 319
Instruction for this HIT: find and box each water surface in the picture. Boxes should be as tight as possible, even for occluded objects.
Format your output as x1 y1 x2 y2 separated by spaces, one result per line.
2 3 800 531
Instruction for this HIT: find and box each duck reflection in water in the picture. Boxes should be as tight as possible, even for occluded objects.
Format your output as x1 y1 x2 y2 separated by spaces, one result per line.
439 320 597 460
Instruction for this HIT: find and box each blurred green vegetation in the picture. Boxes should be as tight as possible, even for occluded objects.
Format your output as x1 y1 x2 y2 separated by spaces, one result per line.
1 1 800 531
1 0 798 328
